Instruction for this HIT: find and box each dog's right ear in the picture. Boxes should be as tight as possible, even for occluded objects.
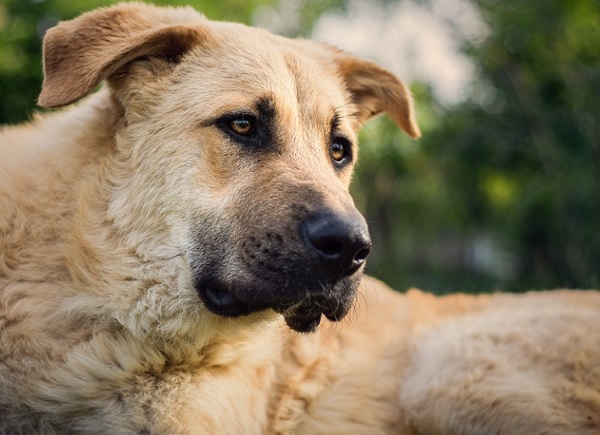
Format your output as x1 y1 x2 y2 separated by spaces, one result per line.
335 55 421 139
38 3 206 108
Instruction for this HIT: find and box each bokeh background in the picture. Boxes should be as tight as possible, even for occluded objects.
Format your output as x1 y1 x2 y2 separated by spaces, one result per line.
1 0 599 294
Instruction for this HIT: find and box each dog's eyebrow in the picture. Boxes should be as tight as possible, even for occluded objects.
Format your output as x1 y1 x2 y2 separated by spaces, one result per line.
201 97 276 127
256 98 276 119
331 112 341 132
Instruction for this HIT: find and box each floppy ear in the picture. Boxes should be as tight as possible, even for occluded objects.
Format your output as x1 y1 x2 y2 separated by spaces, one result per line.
38 3 206 108
336 56 421 138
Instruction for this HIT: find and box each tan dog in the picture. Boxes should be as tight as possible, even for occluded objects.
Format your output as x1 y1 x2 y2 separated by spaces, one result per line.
1 3 600 434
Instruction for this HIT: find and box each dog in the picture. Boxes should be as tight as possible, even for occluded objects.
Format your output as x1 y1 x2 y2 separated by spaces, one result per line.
1 2 600 434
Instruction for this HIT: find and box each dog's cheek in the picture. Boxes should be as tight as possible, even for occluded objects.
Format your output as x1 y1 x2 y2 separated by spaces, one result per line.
338 164 355 190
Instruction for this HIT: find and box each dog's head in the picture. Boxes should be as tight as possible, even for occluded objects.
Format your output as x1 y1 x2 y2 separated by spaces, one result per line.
39 3 419 333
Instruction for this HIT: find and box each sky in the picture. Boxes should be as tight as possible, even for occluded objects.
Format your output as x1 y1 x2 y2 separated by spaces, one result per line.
256 0 488 105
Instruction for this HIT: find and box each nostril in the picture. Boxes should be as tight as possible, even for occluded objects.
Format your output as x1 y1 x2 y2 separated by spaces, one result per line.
312 236 344 259
353 245 371 263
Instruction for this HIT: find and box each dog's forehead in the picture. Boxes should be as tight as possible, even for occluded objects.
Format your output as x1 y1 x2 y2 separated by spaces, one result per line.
182 22 352 125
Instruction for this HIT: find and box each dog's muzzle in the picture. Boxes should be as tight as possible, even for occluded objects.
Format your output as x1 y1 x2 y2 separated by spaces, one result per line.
195 209 371 333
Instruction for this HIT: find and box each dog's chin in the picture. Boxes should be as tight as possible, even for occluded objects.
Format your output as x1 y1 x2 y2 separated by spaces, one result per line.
196 278 356 333
275 297 352 333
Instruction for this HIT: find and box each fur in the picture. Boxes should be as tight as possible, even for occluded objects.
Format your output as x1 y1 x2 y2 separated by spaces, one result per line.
1 3 599 434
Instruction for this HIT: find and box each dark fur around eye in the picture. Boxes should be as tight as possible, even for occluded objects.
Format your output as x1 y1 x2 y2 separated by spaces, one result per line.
217 113 261 147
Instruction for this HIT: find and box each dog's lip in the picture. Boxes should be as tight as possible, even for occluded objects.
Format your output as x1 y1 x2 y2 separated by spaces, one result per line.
196 278 349 333
198 280 267 318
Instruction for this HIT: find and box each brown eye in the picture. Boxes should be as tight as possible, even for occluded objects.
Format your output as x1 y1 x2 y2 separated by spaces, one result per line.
331 140 347 162
229 118 255 137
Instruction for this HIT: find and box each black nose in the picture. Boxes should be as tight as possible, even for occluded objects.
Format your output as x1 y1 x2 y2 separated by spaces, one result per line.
301 211 371 279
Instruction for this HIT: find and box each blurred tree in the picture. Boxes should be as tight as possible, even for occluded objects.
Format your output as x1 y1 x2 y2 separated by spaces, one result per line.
354 0 600 293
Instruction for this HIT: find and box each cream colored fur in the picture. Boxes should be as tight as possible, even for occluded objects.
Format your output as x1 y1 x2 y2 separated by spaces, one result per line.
1 3 600 434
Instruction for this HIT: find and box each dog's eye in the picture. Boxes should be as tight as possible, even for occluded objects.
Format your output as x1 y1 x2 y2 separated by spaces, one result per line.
216 113 264 147
331 137 350 163
228 118 256 137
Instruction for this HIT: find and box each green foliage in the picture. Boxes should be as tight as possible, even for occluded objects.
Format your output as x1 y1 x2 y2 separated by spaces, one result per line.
354 0 600 293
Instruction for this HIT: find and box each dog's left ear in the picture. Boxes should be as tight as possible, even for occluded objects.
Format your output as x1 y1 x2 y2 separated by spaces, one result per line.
336 57 421 138
38 3 206 108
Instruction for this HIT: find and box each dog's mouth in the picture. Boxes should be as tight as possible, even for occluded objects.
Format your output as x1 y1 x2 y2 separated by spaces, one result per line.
197 278 354 333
